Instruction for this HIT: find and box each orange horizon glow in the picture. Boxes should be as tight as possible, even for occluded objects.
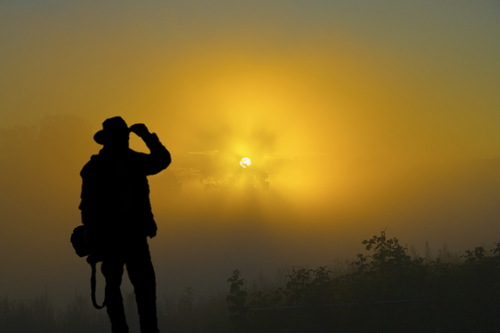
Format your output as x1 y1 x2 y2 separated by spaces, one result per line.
0 0 499 305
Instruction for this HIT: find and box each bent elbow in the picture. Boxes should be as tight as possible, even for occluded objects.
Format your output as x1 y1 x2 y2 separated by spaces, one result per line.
163 152 172 169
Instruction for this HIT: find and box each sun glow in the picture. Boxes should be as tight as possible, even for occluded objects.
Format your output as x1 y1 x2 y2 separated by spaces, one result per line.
151 46 349 209
240 157 252 168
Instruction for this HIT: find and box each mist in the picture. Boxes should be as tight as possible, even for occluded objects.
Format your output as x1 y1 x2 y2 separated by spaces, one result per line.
1 114 500 307
0 0 499 310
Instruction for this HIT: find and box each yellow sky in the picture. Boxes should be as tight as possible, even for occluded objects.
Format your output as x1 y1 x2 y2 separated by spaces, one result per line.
1 1 500 304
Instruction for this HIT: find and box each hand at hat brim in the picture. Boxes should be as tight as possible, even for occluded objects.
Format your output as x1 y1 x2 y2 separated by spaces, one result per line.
129 123 151 138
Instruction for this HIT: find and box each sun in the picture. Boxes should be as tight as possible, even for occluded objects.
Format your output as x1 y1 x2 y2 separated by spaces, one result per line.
240 157 252 168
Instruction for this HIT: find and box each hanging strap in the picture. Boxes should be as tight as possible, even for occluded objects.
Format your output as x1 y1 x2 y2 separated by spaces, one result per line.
89 259 106 309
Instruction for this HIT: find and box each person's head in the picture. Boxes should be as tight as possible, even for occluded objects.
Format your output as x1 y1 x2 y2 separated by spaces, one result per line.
93 116 130 149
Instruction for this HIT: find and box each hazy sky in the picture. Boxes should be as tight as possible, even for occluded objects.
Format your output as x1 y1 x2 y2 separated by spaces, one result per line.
1 0 500 305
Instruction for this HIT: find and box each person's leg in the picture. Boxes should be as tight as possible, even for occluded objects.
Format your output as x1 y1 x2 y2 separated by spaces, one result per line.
127 240 159 333
101 259 130 333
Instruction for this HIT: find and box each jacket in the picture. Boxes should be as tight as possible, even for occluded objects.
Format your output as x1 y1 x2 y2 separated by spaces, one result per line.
79 133 171 250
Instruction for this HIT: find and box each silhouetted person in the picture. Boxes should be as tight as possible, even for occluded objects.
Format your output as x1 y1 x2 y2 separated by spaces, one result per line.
79 116 171 333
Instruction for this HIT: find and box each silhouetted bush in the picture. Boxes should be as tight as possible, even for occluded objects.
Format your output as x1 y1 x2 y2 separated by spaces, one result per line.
227 231 500 333
3 232 500 332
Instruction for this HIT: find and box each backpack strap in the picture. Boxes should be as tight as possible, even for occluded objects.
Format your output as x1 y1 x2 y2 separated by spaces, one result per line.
89 259 106 309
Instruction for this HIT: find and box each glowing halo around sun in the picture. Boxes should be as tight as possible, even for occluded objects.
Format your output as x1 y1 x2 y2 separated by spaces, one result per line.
240 157 252 168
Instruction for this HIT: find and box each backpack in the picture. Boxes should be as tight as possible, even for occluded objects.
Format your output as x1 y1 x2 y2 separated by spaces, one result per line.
70 225 106 309
70 225 90 257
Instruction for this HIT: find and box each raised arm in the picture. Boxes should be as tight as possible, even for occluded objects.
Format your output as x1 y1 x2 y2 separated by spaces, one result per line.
130 123 171 175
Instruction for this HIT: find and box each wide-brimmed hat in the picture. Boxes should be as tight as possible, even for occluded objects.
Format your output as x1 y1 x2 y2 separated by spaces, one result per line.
93 116 129 145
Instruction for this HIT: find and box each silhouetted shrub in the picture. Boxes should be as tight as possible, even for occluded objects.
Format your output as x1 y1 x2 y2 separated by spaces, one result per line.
227 231 500 333
3 232 500 332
